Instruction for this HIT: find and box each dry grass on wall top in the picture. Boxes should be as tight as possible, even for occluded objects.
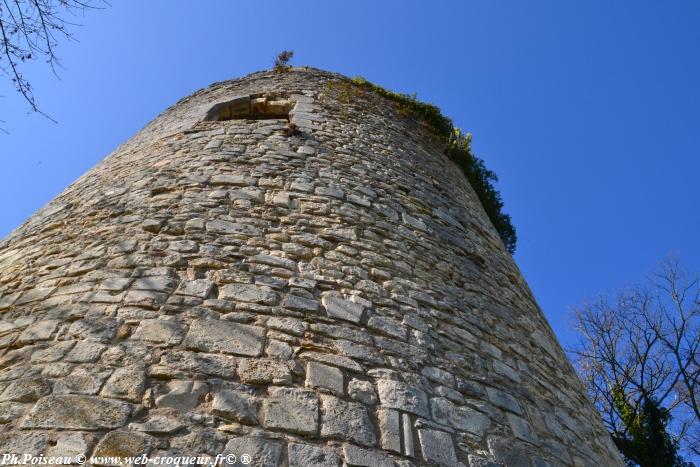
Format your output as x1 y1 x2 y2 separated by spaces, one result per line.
345 76 517 254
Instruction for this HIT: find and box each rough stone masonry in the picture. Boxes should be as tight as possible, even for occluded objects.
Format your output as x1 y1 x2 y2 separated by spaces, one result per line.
0 68 623 466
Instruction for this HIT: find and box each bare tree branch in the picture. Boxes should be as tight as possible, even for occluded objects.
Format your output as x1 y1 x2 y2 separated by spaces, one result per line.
569 255 700 460
0 0 106 126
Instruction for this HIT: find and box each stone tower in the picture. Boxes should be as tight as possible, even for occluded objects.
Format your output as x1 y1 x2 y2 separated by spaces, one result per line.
0 68 621 466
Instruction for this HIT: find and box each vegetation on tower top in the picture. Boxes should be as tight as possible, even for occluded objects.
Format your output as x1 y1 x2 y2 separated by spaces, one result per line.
350 76 517 254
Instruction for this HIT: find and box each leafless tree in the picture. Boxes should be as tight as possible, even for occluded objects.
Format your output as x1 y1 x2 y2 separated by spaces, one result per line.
570 256 700 459
0 0 104 126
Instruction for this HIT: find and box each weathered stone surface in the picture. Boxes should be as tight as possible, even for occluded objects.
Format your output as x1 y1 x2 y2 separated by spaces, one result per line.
101 367 146 402
159 350 237 378
261 387 318 435
155 380 208 410
487 387 522 415
47 432 89 458
30 340 75 363
378 408 401 453
21 395 131 429
377 379 429 418
0 292 20 310
206 220 262 237
54 367 111 395
131 319 187 345
15 288 54 306
348 379 377 405
219 283 278 305
402 412 415 457
224 436 283 467
289 443 341 467
124 289 167 308
0 377 50 402
417 429 460 466
342 444 395 467
306 361 344 395
282 293 319 312
368 316 406 340
321 296 364 323
0 402 28 422
132 276 177 292
248 254 296 270
129 415 184 434
170 428 227 456
93 431 150 464
183 319 265 356
431 397 491 435
68 316 119 342
238 358 292 385
18 319 59 343
300 351 364 373
320 394 376 446
507 413 540 445
422 366 456 388
0 432 49 457
212 389 258 424
175 279 214 298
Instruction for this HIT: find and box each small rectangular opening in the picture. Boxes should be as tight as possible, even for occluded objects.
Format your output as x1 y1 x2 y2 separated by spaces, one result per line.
203 93 294 122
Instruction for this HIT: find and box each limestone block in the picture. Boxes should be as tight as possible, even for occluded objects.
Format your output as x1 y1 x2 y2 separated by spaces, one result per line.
21 395 131 430
159 350 237 378
224 437 283 467
507 413 540 445
175 279 214 298
487 387 523 415
132 276 177 292
92 431 151 465
0 433 49 458
155 380 209 410
378 408 401 453
68 317 119 342
131 319 187 345
53 367 111 395
417 429 461 466
261 387 318 435
321 295 364 323
282 293 319 312
18 319 59 343
183 319 265 356
431 397 491 436
320 394 376 446
129 415 184 434
101 367 146 403
377 379 429 418
206 220 262 237
237 358 292 385
30 341 75 363
0 377 50 402
288 443 341 467
348 379 377 404
0 402 28 422
305 361 344 395
47 432 89 458
211 389 258 424
342 444 394 467
219 283 278 305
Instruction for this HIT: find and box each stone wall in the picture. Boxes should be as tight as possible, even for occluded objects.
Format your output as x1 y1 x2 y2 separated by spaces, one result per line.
0 68 622 466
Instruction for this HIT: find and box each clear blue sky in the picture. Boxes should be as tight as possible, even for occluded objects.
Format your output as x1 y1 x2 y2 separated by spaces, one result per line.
1 1 698 350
